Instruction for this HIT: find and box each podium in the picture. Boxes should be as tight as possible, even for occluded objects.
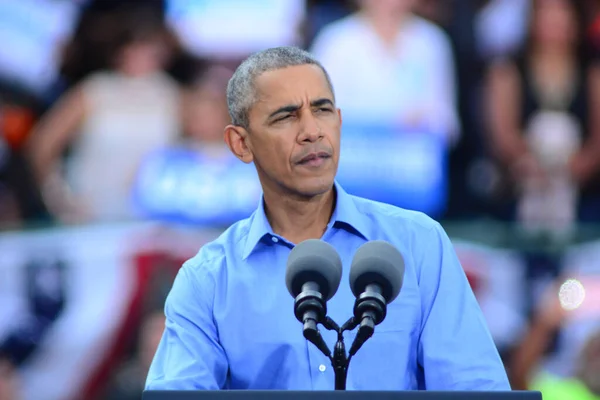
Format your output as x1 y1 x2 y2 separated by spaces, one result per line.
142 391 542 400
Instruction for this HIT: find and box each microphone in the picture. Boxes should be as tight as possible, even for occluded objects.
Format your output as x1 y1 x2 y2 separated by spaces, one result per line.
286 239 342 358
348 240 405 356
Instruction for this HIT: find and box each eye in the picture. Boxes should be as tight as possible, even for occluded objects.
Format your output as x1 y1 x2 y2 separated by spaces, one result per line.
316 107 333 113
275 114 292 122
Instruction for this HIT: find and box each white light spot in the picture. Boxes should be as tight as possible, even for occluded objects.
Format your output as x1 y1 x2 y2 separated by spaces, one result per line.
559 279 585 311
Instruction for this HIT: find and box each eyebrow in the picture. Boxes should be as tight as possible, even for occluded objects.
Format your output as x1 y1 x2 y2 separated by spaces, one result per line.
268 104 300 120
310 98 334 108
267 98 334 120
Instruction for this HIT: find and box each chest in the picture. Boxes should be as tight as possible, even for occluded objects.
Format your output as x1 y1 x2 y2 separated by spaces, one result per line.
211 238 423 389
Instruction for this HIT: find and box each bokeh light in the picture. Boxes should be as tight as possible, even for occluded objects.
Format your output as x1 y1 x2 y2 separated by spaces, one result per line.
559 278 586 311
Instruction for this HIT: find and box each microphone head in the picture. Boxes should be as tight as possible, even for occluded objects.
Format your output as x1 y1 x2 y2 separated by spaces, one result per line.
286 239 343 301
349 241 405 303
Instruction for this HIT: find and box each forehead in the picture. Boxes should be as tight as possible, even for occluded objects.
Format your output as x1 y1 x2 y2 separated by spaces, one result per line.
253 64 333 107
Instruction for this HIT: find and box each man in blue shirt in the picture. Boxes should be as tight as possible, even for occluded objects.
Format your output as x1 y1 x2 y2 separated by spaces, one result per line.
145 46 510 391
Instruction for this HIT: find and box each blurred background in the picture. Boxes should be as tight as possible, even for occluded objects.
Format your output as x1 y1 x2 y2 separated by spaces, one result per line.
1 0 600 399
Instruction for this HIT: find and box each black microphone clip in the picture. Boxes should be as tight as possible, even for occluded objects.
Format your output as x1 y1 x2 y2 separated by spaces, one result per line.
348 283 387 356
294 282 331 357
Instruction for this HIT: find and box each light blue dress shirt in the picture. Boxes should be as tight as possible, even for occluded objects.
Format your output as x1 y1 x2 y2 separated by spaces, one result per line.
145 183 510 391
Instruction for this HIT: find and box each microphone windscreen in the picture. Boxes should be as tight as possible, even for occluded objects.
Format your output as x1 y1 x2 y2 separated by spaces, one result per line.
286 239 343 301
349 241 405 303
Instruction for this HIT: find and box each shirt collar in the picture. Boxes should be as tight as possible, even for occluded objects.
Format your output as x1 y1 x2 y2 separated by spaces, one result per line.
242 181 370 260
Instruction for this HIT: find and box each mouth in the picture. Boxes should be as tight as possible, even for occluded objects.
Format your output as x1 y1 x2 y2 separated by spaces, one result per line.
297 152 331 167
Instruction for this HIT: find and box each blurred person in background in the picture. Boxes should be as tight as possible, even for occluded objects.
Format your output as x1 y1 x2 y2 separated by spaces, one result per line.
309 0 459 143
533 330 600 400
129 62 259 226
0 82 55 236
27 5 181 224
181 64 234 156
106 310 166 400
510 281 600 399
0 355 19 400
308 0 459 219
103 255 174 400
0 88 51 228
486 0 600 235
410 0 491 219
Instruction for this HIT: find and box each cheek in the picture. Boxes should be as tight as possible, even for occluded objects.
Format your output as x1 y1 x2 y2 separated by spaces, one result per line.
254 136 293 169
326 125 341 148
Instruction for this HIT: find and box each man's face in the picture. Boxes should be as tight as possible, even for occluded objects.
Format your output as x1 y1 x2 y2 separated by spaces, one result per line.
243 64 341 198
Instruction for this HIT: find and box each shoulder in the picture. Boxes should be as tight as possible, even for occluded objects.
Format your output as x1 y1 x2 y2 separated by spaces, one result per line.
74 71 117 106
405 16 453 54
349 195 455 284
408 16 448 41
310 14 363 53
78 71 132 102
181 215 254 279
80 70 116 89
351 194 441 237
164 218 253 313
149 71 181 94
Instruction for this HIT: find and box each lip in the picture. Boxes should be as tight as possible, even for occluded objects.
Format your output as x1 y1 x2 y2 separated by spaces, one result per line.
297 151 331 165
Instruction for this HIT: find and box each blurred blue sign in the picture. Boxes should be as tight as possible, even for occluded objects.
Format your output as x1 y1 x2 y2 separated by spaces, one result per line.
336 124 448 217
132 126 447 225
132 148 262 226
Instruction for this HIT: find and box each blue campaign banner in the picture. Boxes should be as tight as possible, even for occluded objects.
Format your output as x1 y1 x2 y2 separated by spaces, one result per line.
132 127 447 225
336 124 448 217
132 148 262 226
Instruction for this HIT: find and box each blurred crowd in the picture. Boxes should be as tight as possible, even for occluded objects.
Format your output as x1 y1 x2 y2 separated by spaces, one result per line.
1 0 600 399
2 0 600 230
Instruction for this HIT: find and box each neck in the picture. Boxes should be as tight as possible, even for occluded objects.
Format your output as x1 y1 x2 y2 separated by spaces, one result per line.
118 64 158 78
531 44 574 62
529 47 576 83
262 185 336 244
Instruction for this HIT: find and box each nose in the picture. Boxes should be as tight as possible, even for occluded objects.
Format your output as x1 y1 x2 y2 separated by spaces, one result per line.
297 113 323 143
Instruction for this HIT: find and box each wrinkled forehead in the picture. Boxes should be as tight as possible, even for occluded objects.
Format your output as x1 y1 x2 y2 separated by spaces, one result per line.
252 64 334 110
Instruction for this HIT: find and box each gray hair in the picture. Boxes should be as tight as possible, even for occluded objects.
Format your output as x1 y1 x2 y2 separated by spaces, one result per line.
226 46 335 129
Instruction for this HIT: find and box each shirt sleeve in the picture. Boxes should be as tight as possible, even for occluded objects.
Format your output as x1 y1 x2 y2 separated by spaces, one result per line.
416 222 511 390
145 261 228 390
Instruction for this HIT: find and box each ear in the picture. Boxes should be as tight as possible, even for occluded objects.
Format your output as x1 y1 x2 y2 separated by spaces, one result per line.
224 125 253 164
337 108 342 126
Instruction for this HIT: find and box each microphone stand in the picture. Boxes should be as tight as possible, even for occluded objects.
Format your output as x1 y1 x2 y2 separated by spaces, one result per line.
321 317 360 390
296 295 382 390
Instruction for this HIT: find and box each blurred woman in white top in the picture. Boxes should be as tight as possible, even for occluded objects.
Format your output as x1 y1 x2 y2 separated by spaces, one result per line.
27 7 181 223
309 0 459 144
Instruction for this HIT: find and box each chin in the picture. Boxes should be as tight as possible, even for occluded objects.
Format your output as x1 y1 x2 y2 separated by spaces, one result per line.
294 175 335 198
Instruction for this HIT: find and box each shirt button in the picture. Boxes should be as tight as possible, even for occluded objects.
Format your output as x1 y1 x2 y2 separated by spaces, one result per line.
318 364 326 372
271 236 279 243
